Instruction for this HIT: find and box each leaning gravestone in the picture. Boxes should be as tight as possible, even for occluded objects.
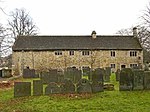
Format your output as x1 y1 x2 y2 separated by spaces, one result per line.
144 71 150 90
33 80 43 96
60 79 75 93
77 79 92 93
133 70 144 90
119 68 134 91
45 82 60 95
14 82 31 97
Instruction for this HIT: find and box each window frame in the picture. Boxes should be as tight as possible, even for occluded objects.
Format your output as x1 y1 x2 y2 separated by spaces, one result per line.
111 51 115 57
130 64 138 68
110 64 115 68
54 51 62 55
82 50 90 56
130 51 137 57
69 51 75 56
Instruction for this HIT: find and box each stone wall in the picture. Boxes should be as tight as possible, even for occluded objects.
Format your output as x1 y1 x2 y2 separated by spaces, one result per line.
12 50 143 75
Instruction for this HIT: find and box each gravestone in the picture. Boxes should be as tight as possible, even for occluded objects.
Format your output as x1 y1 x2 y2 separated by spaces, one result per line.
45 82 60 95
60 79 75 93
144 71 150 90
49 69 58 83
82 67 90 76
104 67 111 82
104 84 114 91
92 68 104 82
144 63 149 71
115 69 120 81
119 68 134 91
91 81 103 93
64 68 82 84
58 74 64 83
33 80 43 96
23 68 39 78
77 79 92 93
64 67 74 81
91 68 104 93
73 69 82 84
133 70 144 90
14 82 31 97
23 68 32 78
40 72 50 84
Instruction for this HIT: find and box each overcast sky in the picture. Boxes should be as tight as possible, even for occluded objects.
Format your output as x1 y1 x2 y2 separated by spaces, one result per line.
0 0 150 35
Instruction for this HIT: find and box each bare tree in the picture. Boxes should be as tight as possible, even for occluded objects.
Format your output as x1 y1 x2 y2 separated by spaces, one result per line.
142 2 150 28
0 24 13 57
8 8 38 39
0 8 39 57
116 26 150 49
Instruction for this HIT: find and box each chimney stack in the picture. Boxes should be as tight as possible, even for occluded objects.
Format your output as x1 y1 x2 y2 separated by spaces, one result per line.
133 27 138 37
91 31 96 39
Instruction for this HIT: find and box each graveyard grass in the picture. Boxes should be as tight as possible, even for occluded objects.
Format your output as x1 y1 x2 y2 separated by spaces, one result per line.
1 74 150 112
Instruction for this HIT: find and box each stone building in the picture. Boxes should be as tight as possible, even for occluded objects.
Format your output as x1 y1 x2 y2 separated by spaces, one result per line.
12 28 143 75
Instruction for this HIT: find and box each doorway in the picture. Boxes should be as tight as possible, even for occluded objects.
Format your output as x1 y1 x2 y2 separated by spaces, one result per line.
121 65 126 69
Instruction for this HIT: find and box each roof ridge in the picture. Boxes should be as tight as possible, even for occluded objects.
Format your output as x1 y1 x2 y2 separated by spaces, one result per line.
18 35 134 37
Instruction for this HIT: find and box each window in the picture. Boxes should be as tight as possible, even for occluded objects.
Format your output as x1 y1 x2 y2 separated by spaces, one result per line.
111 64 115 68
130 64 138 68
69 51 74 56
130 51 137 57
111 51 115 57
55 51 62 55
82 51 90 55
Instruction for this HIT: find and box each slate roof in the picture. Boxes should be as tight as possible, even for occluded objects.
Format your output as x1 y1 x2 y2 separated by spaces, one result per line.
12 35 142 51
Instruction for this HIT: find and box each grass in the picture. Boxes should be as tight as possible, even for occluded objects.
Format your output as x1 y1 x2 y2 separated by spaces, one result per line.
0 74 150 112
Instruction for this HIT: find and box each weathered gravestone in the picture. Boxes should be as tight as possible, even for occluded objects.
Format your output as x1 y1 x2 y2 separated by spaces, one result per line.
104 67 111 82
91 68 104 93
92 68 104 82
144 63 149 71
14 82 31 97
60 79 75 93
91 81 103 93
40 70 58 84
77 79 92 93
45 82 60 95
58 74 64 83
144 71 150 90
64 67 82 84
64 67 75 81
23 68 39 78
40 72 50 84
33 80 43 96
73 69 82 84
119 68 134 91
115 69 120 81
133 70 144 90
49 69 58 83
